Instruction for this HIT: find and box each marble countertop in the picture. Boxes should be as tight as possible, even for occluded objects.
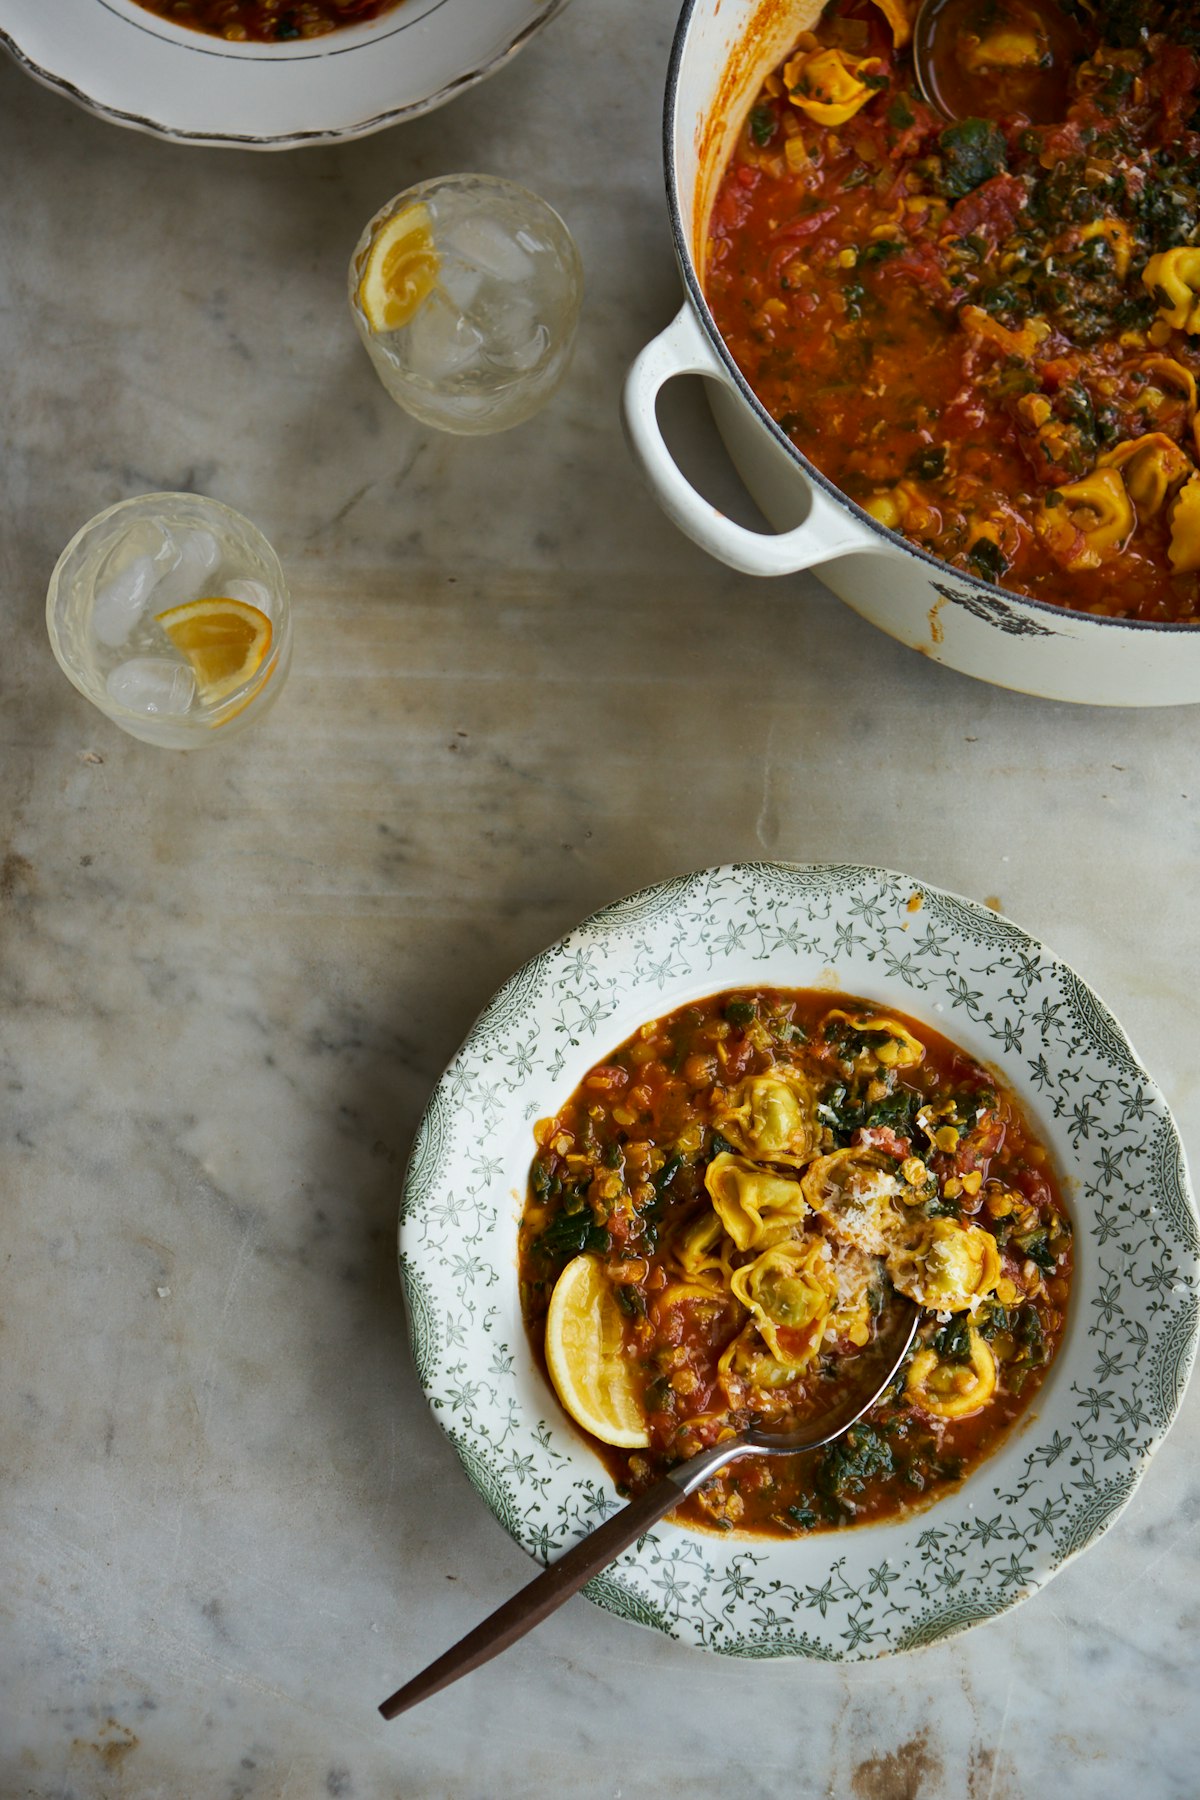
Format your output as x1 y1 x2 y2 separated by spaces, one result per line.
3 4 1199 1795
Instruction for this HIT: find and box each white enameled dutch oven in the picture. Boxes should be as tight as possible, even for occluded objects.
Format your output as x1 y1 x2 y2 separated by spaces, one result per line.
623 0 1200 707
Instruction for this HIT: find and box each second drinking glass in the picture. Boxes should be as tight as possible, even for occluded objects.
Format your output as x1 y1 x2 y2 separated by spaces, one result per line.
349 174 584 435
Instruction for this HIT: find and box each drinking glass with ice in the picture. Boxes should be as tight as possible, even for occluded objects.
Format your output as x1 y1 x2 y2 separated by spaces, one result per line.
349 175 583 434
46 493 292 748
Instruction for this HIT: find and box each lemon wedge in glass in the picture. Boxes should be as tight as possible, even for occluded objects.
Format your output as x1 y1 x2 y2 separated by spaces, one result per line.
155 596 272 705
357 201 440 333
544 1255 651 1449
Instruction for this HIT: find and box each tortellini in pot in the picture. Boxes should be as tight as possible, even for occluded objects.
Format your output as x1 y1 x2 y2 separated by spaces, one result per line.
783 35 886 126
905 1327 998 1419
867 0 914 46
712 1067 819 1168
800 1149 903 1255
886 1217 1001 1314
1142 247 1200 335
1169 476 1200 575
704 1152 809 1252
822 1009 926 1071
729 1238 838 1369
1135 355 1197 420
1035 468 1135 570
1098 434 1192 517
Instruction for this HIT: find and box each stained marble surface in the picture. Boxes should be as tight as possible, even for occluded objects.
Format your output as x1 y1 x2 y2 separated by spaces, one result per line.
2 4 1200 1796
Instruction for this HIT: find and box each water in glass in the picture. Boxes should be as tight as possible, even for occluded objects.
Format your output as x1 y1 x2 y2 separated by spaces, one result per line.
46 493 292 749
349 174 583 435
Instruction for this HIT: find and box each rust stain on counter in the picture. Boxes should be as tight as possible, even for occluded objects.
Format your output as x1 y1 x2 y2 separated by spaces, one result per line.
851 1731 943 1800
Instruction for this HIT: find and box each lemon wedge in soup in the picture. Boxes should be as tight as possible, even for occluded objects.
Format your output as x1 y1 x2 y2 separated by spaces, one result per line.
545 1255 650 1449
358 202 440 333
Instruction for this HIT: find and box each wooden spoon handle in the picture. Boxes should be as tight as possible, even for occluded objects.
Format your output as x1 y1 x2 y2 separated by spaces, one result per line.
378 1472 689 1720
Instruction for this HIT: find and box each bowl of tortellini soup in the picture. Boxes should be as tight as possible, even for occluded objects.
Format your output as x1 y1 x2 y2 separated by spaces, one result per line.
623 0 1200 705
399 862 1198 1658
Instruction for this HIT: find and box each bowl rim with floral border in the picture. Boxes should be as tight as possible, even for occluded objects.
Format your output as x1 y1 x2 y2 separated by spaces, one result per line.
398 862 1198 1660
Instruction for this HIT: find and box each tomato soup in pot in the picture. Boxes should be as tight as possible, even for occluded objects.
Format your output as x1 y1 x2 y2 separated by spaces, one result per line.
622 0 1200 704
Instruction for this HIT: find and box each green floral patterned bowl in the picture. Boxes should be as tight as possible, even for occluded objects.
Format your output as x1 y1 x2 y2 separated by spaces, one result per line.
398 864 1198 1659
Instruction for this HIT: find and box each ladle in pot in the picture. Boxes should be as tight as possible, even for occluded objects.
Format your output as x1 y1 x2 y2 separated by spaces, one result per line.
912 0 1093 124
378 1295 921 1720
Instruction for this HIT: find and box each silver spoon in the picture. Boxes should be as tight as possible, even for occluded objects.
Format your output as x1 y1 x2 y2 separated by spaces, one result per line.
378 1295 921 1720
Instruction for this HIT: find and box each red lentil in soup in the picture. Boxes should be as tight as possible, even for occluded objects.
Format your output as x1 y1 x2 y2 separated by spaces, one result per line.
130 0 404 41
520 988 1071 1538
704 0 1200 621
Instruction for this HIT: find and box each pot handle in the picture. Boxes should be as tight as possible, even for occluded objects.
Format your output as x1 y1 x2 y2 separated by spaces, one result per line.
623 303 870 577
